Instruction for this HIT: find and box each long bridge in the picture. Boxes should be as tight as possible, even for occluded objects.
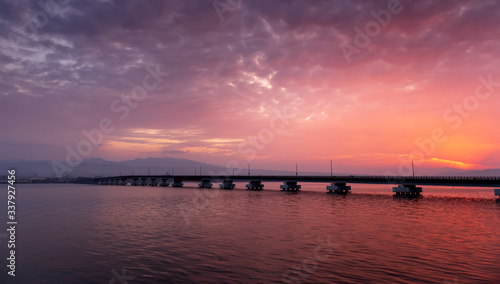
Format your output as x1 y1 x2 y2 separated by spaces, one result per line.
75 175 500 198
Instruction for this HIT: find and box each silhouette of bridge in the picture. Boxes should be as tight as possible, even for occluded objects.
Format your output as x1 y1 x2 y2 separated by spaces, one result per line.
75 175 500 198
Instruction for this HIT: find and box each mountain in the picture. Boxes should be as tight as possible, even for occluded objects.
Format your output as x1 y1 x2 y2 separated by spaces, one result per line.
0 157 346 178
0 160 55 177
0 157 226 178
5 157 497 178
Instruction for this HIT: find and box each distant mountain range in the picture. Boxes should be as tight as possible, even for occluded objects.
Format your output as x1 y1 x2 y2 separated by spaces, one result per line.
0 157 329 178
0 157 499 178
0 157 223 178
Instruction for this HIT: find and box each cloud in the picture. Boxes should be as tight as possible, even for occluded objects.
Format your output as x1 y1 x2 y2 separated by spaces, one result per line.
0 0 499 173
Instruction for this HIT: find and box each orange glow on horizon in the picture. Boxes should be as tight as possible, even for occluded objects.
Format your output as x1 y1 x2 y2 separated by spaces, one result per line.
428 158 481 170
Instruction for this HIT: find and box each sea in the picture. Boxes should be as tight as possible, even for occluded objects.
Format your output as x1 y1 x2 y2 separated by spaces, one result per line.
1 182 499 283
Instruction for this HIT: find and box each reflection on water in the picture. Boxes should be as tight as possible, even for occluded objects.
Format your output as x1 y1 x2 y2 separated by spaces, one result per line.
1 183 499 283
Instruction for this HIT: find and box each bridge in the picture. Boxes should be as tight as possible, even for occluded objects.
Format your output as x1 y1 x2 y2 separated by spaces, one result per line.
75 175 500 198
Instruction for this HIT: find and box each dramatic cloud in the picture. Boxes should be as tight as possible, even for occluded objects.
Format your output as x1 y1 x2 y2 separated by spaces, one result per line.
1 0 499 174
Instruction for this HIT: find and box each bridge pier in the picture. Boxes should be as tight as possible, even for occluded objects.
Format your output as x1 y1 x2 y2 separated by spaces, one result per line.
198 179 213 188
393 184 422 196
160 179 170 187
140 178 147 186
172 180 184 187
327 183 351 193
280 181 301 191
495 189 500 198
246 180 263 190
149 178 157 186
132 178 139 186
220 179 235 189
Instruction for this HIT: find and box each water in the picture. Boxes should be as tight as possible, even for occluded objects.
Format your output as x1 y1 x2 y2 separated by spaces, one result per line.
1 183 500 283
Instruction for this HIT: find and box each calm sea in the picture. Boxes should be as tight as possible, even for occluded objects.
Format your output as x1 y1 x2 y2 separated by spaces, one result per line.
1 183 500 283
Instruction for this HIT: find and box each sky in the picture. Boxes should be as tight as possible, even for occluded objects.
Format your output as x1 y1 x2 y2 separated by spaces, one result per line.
1 0 500 175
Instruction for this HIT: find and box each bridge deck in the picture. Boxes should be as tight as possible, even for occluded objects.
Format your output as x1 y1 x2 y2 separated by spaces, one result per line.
81 175 500 188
